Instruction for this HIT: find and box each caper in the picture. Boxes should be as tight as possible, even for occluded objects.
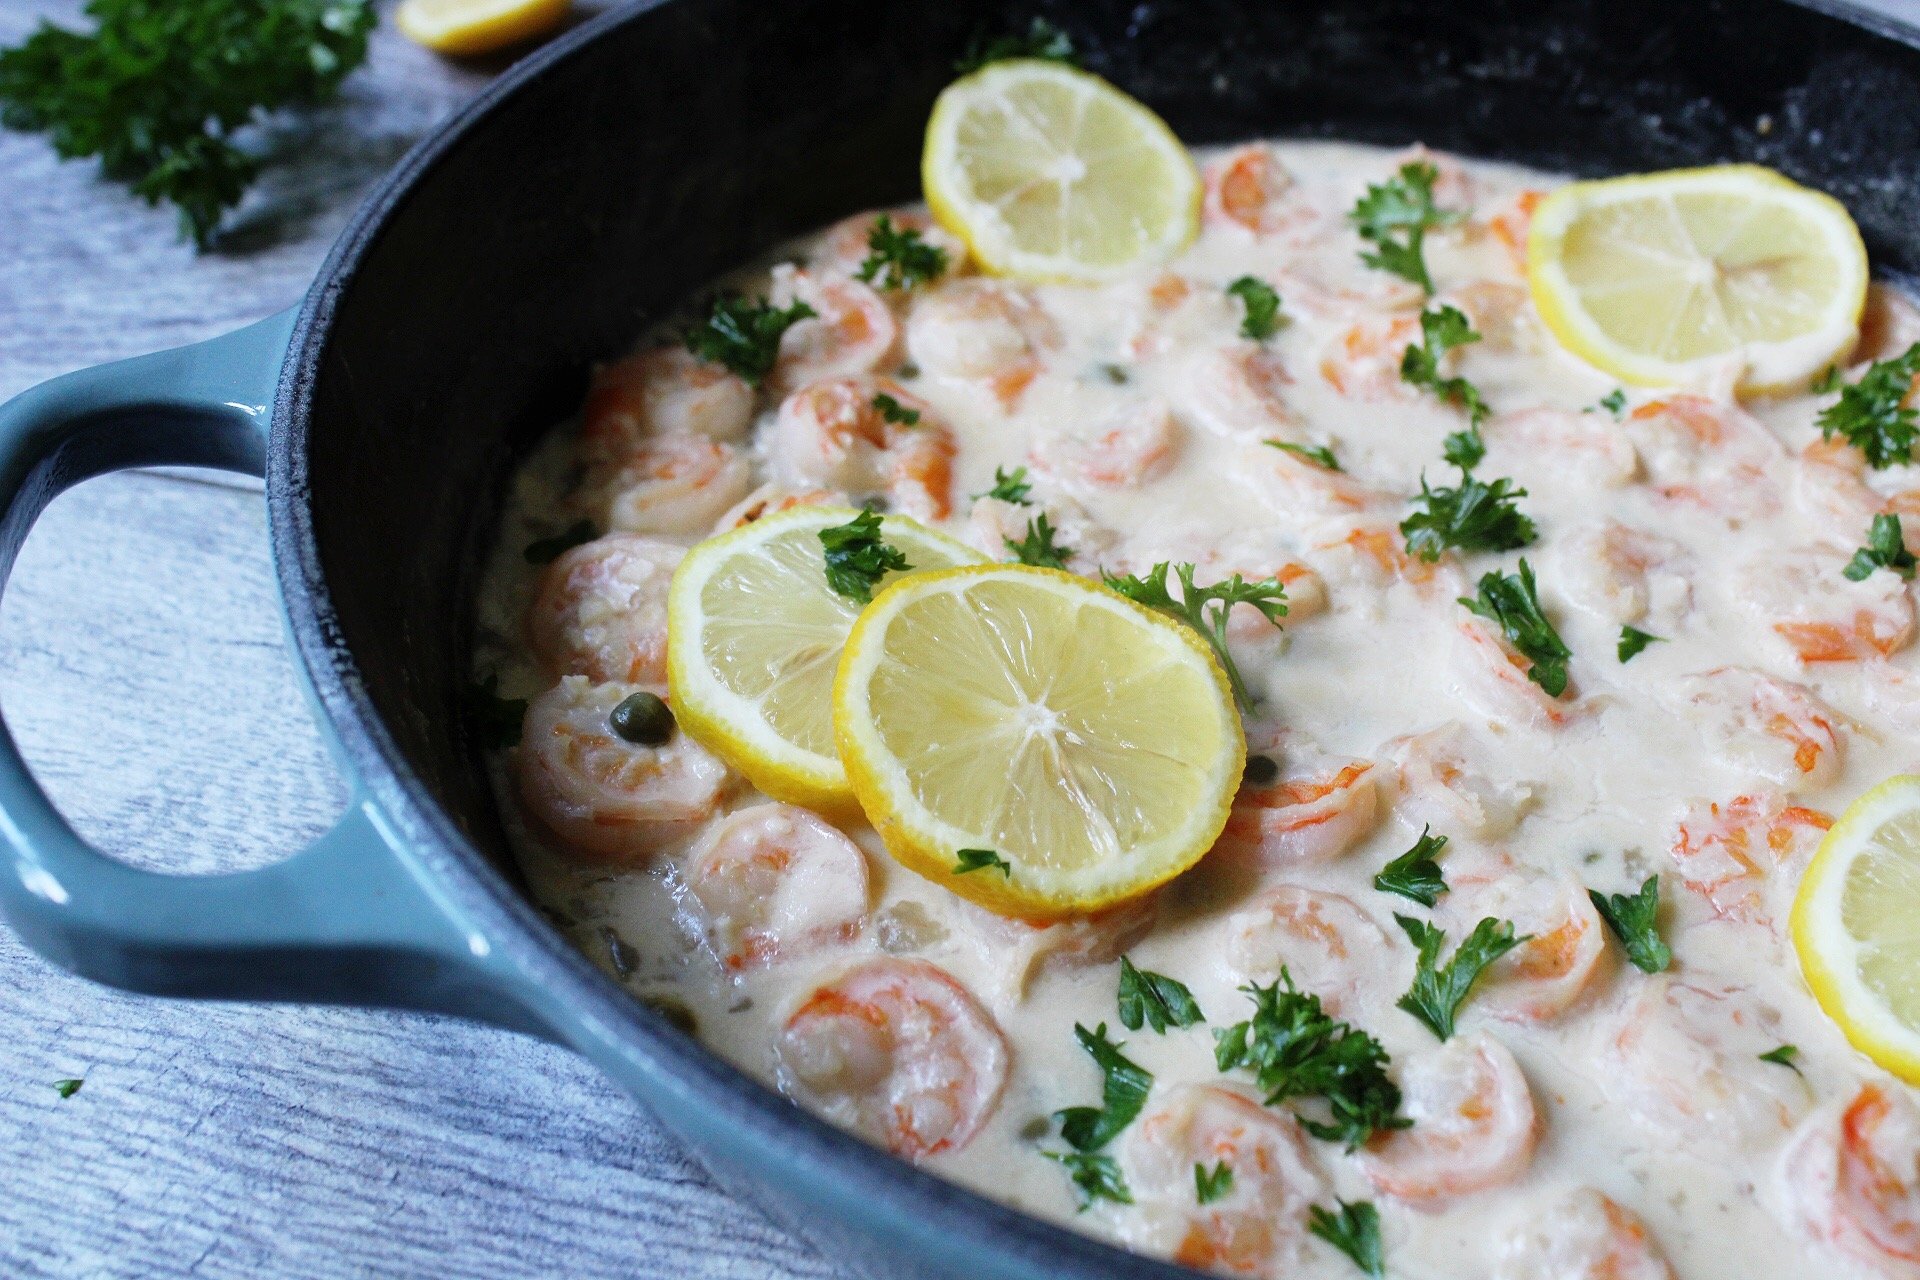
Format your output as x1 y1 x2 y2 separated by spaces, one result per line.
1243 753 1279 787
609 690 674 746
642 995 698 1036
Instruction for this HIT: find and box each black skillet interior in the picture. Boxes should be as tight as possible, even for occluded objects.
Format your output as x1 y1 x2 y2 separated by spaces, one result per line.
304 0 1920 884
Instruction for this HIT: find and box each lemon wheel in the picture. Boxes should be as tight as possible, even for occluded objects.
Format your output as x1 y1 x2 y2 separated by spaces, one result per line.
833 564 1243 918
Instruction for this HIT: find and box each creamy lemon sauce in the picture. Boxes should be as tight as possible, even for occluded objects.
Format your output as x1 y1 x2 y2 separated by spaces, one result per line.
473 141 1920 1279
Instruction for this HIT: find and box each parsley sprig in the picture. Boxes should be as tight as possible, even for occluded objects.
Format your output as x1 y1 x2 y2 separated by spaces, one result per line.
1194 1161 1234 1204
1618 625 1664 663
1118 957 1204 1033
1395 916 1526 1041
1402 472 1535 563
857 215 949 291
1228 276 1285 341
1045 1150 1130 1207
1759 1044 1803 1073
1213 973 1408 1150
1375 826 1448 906
1102 563 1287 711
1818 343 1920 468
955 16 1077 73
953 848 1012 877
978 466 1033 505
684 293 815 386
1845 513 1918 582
1047 1023 1148 1207
1308 1200 1384 1278
1588 876 1670 974
819 509 910 603
1348 161 1460 294
1459 559 1571 697
872 392 921 425
1007 514 1074 569
1402 304 1490 425
1268 439 1341 471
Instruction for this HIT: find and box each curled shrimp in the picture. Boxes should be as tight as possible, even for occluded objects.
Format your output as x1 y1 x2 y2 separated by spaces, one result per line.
1319 314 1422 400
1446 856 1609 1023
1447 281 1539 354
1734 545 1916 664
966 492 1116 570
776 957 1009 1161
517 676 733 862
682 803 869 972
818 209 967 281
1677 666 1846 792
1124 1084 1328 1275
1480 407 1638 491
1450 615 1577 730
1547 520 1692 629
1216 759 1383 867
1380 721 1534 839
590 432 755 536
1241 438 1379 519
712 482 850 533
1781 1084 1920 1278
1622 397 1784 523
1855 283 1920 366
1176 342 1301 440
1029 396 1183 490
1482 189 1546 275
581 345 755 464
527 533 682 685
1313 519 1446 591
767 376 955 520
1119 272 1236 361
1499 1188 1675 1280
1670 792 1831 928
1362 1033 1539 1207
955 894 1159 998
1203 144 1308 236
1603 974 1808 1149
905 278 1059 408
1225 886 1395 1015
769 264 899 391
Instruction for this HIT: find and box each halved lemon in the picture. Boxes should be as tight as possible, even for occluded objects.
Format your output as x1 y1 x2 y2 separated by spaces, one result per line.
1793 775 1920 1082
923 59 1201 284
666 506 983 814
833 564 1242 918
1527 165 1868 393
396 0 570 55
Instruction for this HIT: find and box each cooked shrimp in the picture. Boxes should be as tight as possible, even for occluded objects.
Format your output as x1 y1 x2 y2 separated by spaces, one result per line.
1603 975 1807 1149
1217 759 1383 867
1176 342 1302 440
1362 1034 1538 1207
1240 437 1380 519
1781 1084 1920 1279
1314 519 1447 591
1380 722 1534 839
1622 397 1784 523
1447 857 1609 1023
1670 793 1831 928
1793 438 1920 558
1203 144 1308 236
711 482 850 533
1480 407 1638 491
1677 667 1846 792
1029 396 1183 490
1734 545 1916 664
1499 1188 1675 1280
1450 615 1576 730
518 676 733 861
1482 189 1546 276
777 957 1009 1161
769 264 899 391
1226 886 1396 1014
1448 281 1538 354
1125 1084 1328 1275
527 533 682 685
682 803 867 971
1119 272 1238 361
767 376 956 520
581 345 755 463
1548 520 1692 629
592 432 755 536
966 492 1116 570
1855 283 1920 366
818 209 967 281
1319 314 1422 400
904 278 1059 407
956 894 1159 998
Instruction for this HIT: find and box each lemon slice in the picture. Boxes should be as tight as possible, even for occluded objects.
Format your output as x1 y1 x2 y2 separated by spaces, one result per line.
922 59 1201 284
1793 775 1920 1081
396 0 570 55
1527 165 1867 393
833 564 1242 917
666 506 982 813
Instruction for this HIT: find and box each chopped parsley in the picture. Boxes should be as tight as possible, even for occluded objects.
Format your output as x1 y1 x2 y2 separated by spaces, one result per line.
1118 957 1204 1033
1845 513 1918 582
819 509 910 603
683 292 814 386
1811 365 1844 395
1213 973 1408 1150
52 1078 83 1099
1401 304 1490 425
1760 1044 1803 1073
953 848 1011 877
1442 424 1486 470
1818 342 1920 468
871 392 920 425
1053 1023 1152 1152
1401 472 1536 563
1459 559 1571 697
1228 275 1284 341
1102 562 1287 711
1194 1161 1235 1204
1007 513 1074 569
523 519 598 565
978 465 1034 505
1374 826 1449 907
1618 625 1665 663
1588 876 1671 974
467 674 526 750
856 215 949 291
1268 439 1342 471
1348 161 1459 294
955 16 1077 73
1595 389 1629 419
1394 915 1526 1041
1308 1200 1384 1278
1045 1149 1131 1208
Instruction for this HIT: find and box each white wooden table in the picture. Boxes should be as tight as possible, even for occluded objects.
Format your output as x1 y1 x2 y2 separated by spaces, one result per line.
6 0 1920 1275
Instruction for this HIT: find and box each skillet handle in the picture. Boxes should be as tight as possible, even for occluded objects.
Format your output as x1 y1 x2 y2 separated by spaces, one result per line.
0 311 543 1031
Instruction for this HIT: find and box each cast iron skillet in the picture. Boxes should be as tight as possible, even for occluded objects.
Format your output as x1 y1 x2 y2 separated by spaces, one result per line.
4 1 1920 1275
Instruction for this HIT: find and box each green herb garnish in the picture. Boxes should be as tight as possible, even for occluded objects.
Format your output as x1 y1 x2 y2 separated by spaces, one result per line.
1228 275 1284 341
1118 957 1204 1033
1617 625 1665 663
683 292 814 386
1308 1200 1384 1278
1045 1149 1131 1208
0 0 376 247
1394 915 1526 1041
1596 389 1628 419
1054 1023 1152 1152
1588 876 1671 974
1401 472 1535 563
524 519 598 565
1268 439 1341 471
1760 1044 1803 1074
1007 513 1074 569
1401 304 1490 425
52 1078 83 1099
978 465 1033 505
1194 1160 1234 1204
1845 513 1918 582
1442 424 1486 470
955 16 1077 73
468 674 527 751
1101 562 1287 711
1348 161 1459 294
1459 559 1570 697
1818 343 1920 468
819 509 910 603
1375 826 1448 907
871 393 920 426
857 215 949 291
953 848 1012 877
1811 365 1844 395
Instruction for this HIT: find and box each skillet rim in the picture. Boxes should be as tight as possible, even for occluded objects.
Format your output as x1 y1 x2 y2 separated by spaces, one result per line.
265 0 1920 1274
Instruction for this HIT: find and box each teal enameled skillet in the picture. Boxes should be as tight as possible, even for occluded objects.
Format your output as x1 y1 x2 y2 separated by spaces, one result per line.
4 0 1920 1274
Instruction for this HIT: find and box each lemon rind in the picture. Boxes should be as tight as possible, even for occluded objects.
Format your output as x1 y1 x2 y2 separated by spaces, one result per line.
395 0 571 56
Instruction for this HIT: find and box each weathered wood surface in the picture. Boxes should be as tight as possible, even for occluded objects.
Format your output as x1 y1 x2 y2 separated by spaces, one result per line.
5 0 1920 1275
